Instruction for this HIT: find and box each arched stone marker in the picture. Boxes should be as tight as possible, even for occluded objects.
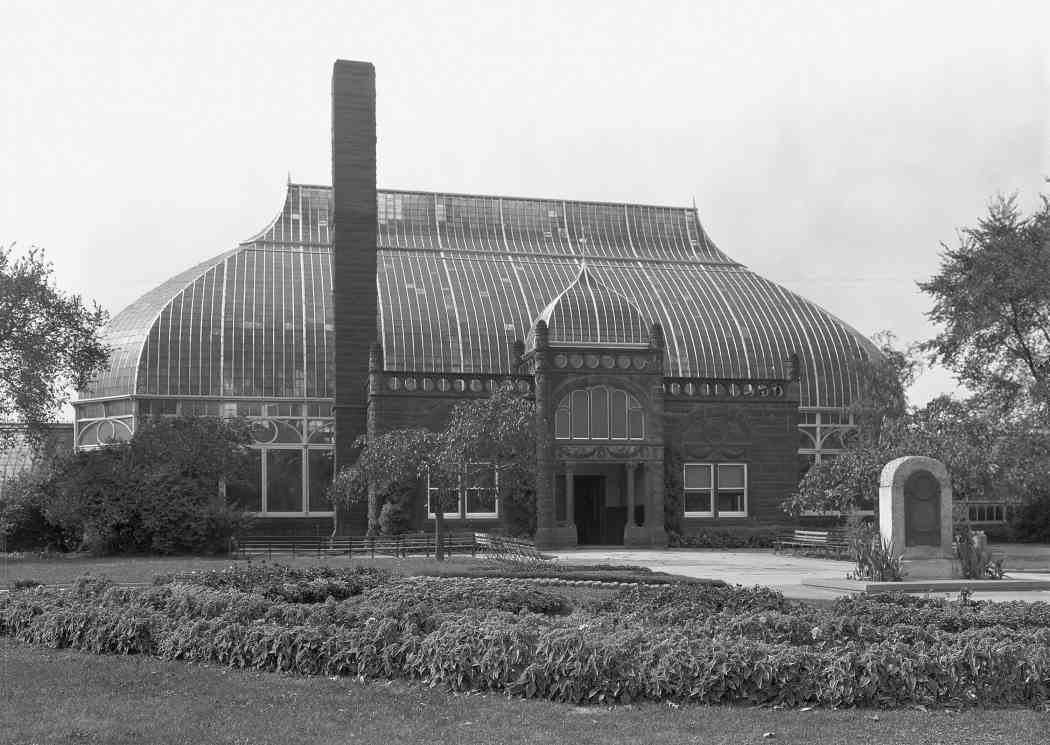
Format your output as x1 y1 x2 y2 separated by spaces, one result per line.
879 456 954 579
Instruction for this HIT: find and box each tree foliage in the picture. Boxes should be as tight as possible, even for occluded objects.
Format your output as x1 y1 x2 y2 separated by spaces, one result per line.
919 191 1050 420
328 385 536 542
783 395 1050 518
0 245 110 446
5 416 253 554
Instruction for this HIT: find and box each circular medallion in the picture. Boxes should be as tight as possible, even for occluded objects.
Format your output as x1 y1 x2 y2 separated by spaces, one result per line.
584 354 599 368
386 377 400 391
600 354 615 369
422 378 434 392
684 382 695 396
670 382 681 395
569 354 584 369
485 379 497 392
97 419 116 443
617 355 632 369
772 384 784 397
437 378 450 392
454 379 466 392
632 356 647 370
404 377 417 392
250 419 278 444
554 354 568 368
469 379 483 392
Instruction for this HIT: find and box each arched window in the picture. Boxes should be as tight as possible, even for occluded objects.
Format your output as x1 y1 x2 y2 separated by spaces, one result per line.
554 385 644 440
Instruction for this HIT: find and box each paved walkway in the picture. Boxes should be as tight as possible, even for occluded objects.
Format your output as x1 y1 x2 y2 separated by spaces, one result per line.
551 547 1050 602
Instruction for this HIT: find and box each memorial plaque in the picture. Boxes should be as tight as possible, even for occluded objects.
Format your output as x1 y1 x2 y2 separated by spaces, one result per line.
903 470 940 546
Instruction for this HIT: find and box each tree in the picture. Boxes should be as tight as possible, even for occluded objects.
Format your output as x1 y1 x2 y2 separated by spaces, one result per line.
919 191 1050 420
783 394 1050 518
0 244 109 447
328 385 536 557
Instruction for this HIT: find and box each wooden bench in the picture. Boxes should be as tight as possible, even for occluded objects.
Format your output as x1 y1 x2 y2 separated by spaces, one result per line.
473 532 553 563
774 528 849 555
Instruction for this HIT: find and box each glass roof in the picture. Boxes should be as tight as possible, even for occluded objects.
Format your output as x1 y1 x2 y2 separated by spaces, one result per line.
82 183 879 408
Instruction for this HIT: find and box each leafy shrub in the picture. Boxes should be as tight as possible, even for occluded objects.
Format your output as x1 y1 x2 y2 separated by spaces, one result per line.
955 523 1005 579
0 471 71 551
7 575 1050 708
12 578 42 590
360 577 570 615
154 563 392 602
668 526 779 549
378 486 415 535
847 521 905 581
35 416 253 555
1010 489 1050 543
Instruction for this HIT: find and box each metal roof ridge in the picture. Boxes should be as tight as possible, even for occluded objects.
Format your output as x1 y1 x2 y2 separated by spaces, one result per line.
287 181 697 212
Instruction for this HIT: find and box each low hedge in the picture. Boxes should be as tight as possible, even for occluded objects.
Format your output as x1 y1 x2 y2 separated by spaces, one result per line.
4 568 1050 708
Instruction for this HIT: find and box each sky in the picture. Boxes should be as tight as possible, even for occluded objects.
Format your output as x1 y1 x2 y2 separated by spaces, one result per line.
3 0 1049 408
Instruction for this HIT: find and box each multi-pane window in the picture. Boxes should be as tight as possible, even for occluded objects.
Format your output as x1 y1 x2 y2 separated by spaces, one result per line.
683 463 747 518
554 386 644 441
427 463 499 519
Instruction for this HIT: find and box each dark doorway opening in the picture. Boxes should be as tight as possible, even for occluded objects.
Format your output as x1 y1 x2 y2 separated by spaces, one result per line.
574 475 622 545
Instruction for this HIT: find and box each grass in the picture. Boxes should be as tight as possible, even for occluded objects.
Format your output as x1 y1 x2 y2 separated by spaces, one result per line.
2 637 1046 745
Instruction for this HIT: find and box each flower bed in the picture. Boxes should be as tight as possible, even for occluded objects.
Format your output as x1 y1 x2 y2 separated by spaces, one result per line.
2 568 1049 708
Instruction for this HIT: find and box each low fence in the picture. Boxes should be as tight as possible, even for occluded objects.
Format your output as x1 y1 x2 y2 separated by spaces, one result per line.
230 531 550 563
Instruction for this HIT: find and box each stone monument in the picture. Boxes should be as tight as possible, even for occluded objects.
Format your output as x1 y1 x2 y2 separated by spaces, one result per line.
879 456 954 579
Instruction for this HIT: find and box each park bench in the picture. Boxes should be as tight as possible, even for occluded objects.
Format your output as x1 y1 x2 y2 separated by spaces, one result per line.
472 532 553 564
774 528 849 555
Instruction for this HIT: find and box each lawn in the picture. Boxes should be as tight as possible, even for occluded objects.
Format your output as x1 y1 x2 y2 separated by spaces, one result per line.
3 637 1046 745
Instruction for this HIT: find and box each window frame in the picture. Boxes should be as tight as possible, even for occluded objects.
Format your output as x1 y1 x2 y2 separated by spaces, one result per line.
427 462 500 520
682 462 748 519
715 462 748 518
682 462 714 517
554 385 645 441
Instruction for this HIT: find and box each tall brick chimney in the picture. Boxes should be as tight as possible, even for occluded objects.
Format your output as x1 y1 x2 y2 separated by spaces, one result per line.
331 60 377 533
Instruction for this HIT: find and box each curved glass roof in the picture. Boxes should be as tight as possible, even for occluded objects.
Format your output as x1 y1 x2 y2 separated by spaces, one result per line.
83 183 879 408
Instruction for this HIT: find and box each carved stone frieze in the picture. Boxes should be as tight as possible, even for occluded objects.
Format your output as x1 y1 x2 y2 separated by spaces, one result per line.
556 443 661 462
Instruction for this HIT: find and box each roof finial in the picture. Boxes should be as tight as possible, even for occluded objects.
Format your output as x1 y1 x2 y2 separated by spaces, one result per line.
287 171 292 186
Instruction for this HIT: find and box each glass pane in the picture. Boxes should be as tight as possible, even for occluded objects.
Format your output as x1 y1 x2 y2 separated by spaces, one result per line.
683 464 712 490
718 464 746 489
684 490 711 513
627 408 644 440
589 386 609 439
266 450 303 512
554 407 571 440
307 449 334 511
571 389 589 439
464 464 496 514
228 450 262 512
717 490 745 514
610 389 627 438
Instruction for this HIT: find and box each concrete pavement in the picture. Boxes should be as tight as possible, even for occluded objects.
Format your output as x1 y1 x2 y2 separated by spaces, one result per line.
551 547 1050 602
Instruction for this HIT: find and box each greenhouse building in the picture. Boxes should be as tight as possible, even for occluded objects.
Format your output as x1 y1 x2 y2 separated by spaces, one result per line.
75 61 879 547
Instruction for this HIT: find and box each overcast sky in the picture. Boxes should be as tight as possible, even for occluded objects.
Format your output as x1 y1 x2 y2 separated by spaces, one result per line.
3 0 1048 407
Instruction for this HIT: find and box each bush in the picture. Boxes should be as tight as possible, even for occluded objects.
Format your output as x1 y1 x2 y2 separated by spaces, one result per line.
955 523 1005 579
378 486 415 535
0 471 71 552
668 526 779 549
847 521 905 581
32 416 253 555
1010 490 1050 543
5 576 1050 707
